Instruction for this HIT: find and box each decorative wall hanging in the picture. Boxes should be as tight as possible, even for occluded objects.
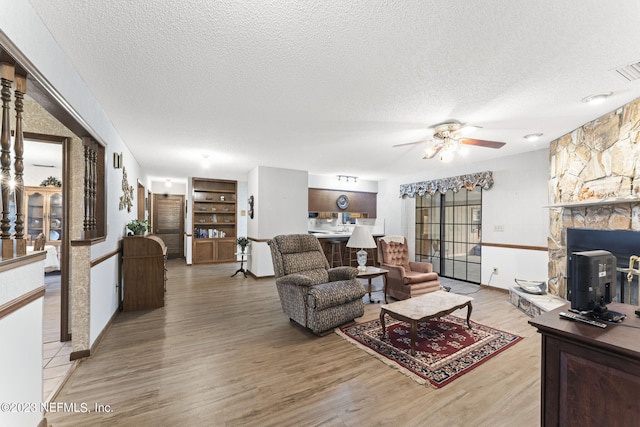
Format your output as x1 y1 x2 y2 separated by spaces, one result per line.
248 195 254 219
40 176 62 187
399 171 494 198
119 166 134 212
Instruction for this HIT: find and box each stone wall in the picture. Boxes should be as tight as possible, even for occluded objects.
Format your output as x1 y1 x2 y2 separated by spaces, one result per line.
548 98 640 298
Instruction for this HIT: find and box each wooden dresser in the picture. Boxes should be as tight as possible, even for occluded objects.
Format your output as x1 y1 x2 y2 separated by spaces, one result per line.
529 302 640 427
122 235 167 311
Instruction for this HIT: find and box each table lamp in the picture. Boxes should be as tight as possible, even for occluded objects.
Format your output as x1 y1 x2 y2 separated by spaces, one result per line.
346 225 377 272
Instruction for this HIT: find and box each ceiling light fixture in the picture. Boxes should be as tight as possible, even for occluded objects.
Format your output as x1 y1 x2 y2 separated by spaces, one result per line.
524 133 543 142
581 92 612 105
337 175 357 183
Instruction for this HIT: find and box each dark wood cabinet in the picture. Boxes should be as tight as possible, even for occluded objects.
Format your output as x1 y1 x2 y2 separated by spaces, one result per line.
529 303 640 427
122 235 167 311
308 188 377 217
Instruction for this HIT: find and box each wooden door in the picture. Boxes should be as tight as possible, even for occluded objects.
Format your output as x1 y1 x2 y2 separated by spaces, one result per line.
152 194 184 259
137 182 145 220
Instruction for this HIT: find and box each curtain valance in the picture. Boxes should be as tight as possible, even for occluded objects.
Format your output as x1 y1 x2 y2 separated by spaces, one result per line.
399 171 494 198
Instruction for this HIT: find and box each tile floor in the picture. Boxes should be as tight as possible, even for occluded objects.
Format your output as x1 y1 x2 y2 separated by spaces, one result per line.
42 273 76 402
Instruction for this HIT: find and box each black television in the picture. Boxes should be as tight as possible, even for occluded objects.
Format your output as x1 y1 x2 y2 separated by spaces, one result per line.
568 250 624 322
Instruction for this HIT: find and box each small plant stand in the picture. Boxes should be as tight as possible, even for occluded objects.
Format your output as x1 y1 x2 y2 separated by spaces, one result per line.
231 252 248 278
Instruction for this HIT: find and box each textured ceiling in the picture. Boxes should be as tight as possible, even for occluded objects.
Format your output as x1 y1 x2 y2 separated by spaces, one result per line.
26 0 640 181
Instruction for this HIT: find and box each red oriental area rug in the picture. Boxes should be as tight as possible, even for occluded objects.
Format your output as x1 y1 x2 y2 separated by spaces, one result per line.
336 315 523 388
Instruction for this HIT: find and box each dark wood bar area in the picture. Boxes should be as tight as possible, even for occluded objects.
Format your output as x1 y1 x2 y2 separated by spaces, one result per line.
314 234 382 268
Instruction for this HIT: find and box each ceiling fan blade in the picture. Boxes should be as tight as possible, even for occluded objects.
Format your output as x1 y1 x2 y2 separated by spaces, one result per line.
392 139 429 148
423 144 444 159
459 138 506 149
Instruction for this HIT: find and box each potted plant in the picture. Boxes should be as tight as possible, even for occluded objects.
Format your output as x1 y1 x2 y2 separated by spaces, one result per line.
237 236 250 254
126 219 150 235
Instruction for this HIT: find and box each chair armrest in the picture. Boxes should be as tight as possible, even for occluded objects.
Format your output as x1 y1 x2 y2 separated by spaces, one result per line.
275 274 315 287
380 263 406 282
328 266 359 281
409 261 433 273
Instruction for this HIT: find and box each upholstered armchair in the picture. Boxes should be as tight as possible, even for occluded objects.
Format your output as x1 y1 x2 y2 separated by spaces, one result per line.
268 234 366 335
377 236 440 300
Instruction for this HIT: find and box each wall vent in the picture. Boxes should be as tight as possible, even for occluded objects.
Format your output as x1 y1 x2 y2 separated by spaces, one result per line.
614 61 640 81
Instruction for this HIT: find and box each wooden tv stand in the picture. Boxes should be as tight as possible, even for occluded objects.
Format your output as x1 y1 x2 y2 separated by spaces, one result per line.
529 302 640 427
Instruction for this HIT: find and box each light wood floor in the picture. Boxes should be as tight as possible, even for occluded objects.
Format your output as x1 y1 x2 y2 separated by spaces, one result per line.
47 260 541 427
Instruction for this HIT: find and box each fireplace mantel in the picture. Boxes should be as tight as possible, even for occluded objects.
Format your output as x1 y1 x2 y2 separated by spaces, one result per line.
544 196 640 209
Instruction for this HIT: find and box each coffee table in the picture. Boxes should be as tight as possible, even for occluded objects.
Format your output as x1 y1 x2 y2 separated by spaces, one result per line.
379 290 473 355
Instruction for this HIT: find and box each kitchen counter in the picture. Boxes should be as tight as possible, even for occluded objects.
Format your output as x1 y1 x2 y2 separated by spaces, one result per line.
309 231 384 267
309 231 384 239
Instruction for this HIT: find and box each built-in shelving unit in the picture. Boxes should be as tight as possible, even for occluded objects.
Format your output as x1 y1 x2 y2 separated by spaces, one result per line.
191 178 237 264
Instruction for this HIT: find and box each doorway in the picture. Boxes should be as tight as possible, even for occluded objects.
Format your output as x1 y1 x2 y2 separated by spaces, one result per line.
152 193 185 259
416 188 482 283
23 134 69 341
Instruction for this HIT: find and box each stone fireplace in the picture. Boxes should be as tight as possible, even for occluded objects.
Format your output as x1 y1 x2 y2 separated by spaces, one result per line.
548 97 640 302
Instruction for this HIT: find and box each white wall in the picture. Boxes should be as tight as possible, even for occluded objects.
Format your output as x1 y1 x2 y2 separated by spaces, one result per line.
90 258 120 347
308 174 378 193
378 148 550 290
0 258 45 427
149 179 187 195
248 166 309 277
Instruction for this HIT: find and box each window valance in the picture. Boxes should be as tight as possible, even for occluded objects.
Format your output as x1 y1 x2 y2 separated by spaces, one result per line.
399 171 494 198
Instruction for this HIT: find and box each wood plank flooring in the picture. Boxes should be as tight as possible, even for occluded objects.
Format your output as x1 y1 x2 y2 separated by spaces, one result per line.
47 260 541 426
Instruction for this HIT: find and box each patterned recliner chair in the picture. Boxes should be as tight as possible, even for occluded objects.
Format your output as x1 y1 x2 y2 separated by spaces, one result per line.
268 234 366 335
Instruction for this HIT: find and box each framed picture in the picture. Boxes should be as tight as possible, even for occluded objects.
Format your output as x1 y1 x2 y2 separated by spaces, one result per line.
113 152 123 169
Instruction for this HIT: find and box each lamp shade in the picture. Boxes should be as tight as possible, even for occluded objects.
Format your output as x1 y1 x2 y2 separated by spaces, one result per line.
346 225 377 249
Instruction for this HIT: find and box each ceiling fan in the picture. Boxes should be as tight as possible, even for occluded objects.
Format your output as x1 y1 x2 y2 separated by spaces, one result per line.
394 121 506 161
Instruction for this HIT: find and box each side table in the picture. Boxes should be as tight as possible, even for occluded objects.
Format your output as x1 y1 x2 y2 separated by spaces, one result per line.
356 266 389 303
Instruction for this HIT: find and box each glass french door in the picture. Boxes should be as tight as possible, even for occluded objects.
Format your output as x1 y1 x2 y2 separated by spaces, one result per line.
416 188 482 283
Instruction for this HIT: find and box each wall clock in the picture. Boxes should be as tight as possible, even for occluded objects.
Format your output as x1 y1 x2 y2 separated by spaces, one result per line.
336 194 349 210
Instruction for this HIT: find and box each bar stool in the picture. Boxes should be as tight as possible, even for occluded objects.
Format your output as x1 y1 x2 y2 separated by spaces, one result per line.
328 240 343 267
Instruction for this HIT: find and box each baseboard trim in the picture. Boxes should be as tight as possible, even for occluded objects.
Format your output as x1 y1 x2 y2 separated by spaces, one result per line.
70 349 90 361
69 307 119 360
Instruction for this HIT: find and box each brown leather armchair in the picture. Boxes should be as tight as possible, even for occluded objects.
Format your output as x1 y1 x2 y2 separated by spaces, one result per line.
377 236 440 300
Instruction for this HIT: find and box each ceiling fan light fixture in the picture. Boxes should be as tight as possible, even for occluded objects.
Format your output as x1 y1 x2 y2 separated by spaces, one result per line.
424 146 438 158
524 133 543 142
581 92 612 105
439 149 454 163
456 125 480 136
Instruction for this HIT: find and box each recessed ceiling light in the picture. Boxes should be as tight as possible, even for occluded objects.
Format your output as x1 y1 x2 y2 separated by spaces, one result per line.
201 153 210 169
581 92 612 105
524 133 543 142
